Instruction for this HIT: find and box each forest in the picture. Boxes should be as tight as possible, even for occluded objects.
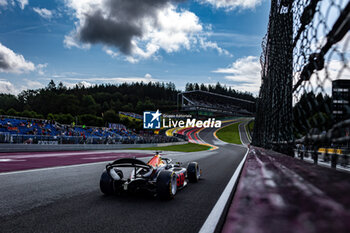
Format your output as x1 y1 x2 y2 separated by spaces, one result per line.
0 80 256 128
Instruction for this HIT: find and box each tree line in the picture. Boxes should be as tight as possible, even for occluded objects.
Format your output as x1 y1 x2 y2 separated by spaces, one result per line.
0 80 256 129
185 82 256 102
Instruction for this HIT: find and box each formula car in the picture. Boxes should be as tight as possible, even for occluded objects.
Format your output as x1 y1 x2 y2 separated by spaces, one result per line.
99 152 201 199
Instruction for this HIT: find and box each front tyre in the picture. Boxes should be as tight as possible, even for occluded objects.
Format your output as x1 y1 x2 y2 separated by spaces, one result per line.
187 162 200 183
100 170 114 195
157 170 177 200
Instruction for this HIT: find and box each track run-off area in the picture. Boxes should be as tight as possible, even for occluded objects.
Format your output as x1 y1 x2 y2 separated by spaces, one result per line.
0 119 250 233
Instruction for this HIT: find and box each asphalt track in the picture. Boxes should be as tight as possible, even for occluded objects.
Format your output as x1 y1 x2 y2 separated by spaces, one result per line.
238 121 251 146
0 121 248 233
0 151 153 173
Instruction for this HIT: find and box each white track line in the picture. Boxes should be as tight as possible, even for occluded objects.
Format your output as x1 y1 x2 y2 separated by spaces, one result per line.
199 121 250 233
0 150 135 159
213 120 245 148
244 121 252 142
0 156 154 176
239 121 251 147
198 148 249 233
0 161 110 176
238 122 245 147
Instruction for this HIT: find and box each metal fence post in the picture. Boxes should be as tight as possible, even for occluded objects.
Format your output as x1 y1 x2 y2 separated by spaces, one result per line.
331 152 338 169
313 146 318 165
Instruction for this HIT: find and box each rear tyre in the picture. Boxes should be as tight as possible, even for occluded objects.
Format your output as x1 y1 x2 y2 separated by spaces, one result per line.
111 168 123 179
157 170 177 200
100 170 114 195
187 162 200 183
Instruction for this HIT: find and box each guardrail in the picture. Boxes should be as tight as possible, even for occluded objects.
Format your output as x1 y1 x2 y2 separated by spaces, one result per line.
294 146 350 171
0 132 183 145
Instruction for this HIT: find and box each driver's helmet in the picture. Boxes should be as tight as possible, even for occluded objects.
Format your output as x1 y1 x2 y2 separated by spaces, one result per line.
147 152 164 168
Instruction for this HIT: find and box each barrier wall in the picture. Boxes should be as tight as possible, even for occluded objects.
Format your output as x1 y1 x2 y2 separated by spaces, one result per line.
222 146 350 233
0 141 187 153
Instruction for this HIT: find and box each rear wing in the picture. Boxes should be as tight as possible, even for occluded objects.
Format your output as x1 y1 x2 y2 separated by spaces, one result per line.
106 158 151 170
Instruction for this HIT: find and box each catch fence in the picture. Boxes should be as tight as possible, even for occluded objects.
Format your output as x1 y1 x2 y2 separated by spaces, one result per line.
252 0 350 169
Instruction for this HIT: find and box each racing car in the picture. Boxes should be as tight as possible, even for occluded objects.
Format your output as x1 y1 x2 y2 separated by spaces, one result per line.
99 152 201 199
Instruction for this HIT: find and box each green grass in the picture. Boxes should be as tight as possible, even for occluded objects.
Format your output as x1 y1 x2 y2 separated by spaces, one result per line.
128 143 211 152
119 114 142 122
248 120 254 132
216 122 242 144
245 120 254 140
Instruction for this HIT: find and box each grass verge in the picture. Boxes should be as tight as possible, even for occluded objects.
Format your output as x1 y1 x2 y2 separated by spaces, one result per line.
216 122 242 144
248 120 254 132
119 113 142 122
128 143 211 152
245 120 254 140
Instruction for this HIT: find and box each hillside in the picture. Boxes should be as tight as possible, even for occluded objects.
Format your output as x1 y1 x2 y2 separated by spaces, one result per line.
0 80 255 129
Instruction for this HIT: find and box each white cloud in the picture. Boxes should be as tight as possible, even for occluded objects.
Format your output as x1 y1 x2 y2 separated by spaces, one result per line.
50 71 90 79
213 56 261 93
0 78 45 94
103 47 118 58
61 73 158 84
337 32 350 54
0 43 35 74
63 34 80 48
0 0 25 9
17 0 28 10
33 7 53 19
209 32 262 48
0 0 8 7
294 60 350 99
36 63 48 75
228 82 261 95
64 0 229 62
103 76 156 83
199 0 263 11
0 0 28 9
0 79 16 94
21 79 44 90
79 80 92 87
63 33 90 49
198 37 231 56
125 56 139 64
62 76 156 89
63 80 93 89
142 5 202 54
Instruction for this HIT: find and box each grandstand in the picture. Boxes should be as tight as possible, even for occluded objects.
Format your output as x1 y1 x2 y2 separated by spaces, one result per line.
177 90 255 117
0 115 182 144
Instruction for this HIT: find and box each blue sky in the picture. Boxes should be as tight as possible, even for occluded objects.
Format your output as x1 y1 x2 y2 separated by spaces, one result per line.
0 0 270 95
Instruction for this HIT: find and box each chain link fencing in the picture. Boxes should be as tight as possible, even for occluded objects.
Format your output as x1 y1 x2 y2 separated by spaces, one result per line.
252 0 350 169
